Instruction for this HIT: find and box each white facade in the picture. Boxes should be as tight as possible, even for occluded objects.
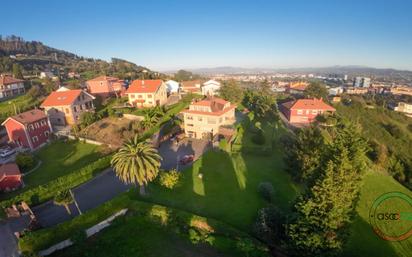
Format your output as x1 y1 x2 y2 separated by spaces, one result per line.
394 102 412 116
201 80 221 96
328 87 344 96
40 71 54 79
165 80 180 93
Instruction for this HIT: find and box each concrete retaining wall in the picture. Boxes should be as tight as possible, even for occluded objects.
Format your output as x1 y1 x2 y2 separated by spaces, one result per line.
38 209 128 256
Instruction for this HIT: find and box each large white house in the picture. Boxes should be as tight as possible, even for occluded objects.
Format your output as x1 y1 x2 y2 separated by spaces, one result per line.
165 80 180 94
202 80 221 96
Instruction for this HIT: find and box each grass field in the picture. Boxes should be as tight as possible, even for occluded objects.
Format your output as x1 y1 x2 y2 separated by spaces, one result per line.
0 94 44 122
343 171 412 257
136 124 299 232
0 140 104 201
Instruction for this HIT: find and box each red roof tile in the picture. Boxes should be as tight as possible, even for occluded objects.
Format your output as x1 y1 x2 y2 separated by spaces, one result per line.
41 89 83 107
87 75 119 82
126 80 163 94
0 163 21 182
4 109 47 125
282 98 335 111
0 75 24 86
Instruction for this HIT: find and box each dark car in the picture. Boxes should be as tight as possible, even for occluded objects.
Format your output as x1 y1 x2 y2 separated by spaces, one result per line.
179 155 194 165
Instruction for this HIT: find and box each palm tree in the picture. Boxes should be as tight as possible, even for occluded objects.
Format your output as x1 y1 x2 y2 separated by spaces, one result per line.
54 190 74 215
111 135 162 194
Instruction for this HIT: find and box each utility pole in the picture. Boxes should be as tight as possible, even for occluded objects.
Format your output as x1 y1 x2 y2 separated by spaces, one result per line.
69 189 82 215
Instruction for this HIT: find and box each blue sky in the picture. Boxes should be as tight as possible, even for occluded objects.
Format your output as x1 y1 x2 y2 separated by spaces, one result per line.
1 0 412 71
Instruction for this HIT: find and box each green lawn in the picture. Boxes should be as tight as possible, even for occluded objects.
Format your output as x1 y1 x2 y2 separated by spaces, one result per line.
136 136 299 232
343 171 412 257
0 94 44 122
0 140 104 201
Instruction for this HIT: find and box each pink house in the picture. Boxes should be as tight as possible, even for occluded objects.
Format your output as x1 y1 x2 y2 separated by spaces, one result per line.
280 98 335 124
86 76 126 98
2 109 52 151
0 163 22 192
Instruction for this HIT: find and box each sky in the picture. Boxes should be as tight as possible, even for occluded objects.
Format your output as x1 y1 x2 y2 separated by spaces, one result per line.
1 0 412 71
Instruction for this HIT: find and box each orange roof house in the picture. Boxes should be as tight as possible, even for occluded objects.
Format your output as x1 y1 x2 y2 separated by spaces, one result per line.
286 81 309 94
41 87 95 126
125 80 167 107
180 97 236 139
180 80 202 94
280 98 335 124
86 76 126 98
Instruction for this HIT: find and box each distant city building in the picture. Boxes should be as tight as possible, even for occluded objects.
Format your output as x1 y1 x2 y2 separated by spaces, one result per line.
394 102 412 117
353 77 371 88
345 87 369 95
328 87 344 96
286 81 309 95
0 75 25 99
390 86 412 96
343 74 348 81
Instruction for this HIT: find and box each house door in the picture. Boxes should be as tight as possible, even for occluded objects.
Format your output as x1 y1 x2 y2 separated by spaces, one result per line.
156 100 160 106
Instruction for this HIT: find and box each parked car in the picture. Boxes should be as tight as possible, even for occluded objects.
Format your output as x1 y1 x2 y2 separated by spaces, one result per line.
0 147 16 158
179 155 194 165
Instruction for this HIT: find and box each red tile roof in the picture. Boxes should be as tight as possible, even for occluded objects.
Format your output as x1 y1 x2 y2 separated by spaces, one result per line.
87 75 119 82
4 109 47 125
181 80 202 88
282 98 335 111
41 89 83 107
181 97 235 116
0 163 21 181
0 75 24 86
126 80 163 94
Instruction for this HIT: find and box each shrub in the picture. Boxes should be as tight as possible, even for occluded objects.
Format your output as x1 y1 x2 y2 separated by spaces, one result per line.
254 205 285 245
219 138 229 152
15 153 35 171
252 129 266 145
159 169 182 189
257 182 274 202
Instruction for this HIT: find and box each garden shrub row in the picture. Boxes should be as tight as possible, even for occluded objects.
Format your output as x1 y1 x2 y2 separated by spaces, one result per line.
0 155 112 208
20 192 270 257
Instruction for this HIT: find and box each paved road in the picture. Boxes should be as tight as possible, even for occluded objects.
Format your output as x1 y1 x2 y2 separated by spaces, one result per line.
0 139 210 256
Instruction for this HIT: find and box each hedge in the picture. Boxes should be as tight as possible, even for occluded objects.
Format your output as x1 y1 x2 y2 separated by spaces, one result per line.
20 192 270 257
0 155 112 208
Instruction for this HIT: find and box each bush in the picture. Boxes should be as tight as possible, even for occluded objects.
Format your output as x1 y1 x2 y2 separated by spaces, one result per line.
219 138 229 152
15 153 35 171
158 169 182 189
252 129 266 145
254 205 285 245
258 182 274 202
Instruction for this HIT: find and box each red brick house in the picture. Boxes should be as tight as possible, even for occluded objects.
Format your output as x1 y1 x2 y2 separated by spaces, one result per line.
280 98 335 124
0 163 22 192
2 109 52 151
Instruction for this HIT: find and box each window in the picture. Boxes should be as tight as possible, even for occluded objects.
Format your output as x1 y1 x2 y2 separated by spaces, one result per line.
148 101 152 104
44 131 50 137
297 110 303 115
148 94 152 98
207 118 216 124
312 110 318 115
32 136 39 143
187 124 194 127
28 124 34 131
187 116 193 120
130 94 135 99
65 108 70 114
219 117 222 123
73 106 77 112
198 117 203 121
138 94 143 98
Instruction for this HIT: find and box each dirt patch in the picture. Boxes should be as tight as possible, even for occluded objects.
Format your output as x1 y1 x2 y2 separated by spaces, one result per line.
80 117 137 148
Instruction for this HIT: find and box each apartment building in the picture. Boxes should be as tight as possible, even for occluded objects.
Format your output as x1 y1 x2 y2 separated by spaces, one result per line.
181 97 236 139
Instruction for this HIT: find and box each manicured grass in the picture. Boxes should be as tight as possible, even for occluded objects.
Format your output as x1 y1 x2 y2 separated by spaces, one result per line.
136 143 299 232
0 140 104 201
343 171 412 257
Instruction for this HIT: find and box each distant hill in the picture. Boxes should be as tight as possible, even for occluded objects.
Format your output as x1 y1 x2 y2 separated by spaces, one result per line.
0 35 163 80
